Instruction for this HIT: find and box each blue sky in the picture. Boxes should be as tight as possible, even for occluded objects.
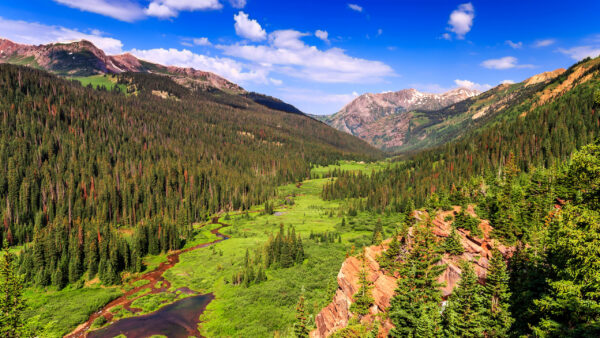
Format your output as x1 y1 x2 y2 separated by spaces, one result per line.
1 0 599 115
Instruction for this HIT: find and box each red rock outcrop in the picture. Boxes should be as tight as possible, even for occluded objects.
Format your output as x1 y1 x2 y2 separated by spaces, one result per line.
312 206 515 337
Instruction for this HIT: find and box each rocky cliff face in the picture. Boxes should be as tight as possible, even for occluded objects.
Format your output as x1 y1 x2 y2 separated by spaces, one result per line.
312 206 514 337
321 88 479 151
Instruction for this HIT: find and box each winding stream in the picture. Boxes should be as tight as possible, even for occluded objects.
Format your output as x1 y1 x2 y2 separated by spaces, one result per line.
65 219 230 338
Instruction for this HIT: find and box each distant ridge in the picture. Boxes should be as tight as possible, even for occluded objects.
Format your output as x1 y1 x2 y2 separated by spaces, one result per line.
0 38 305 115
320 87 480 150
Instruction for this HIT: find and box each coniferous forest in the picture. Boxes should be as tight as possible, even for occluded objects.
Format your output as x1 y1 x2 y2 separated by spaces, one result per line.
1 31 600 338
0 63 379 290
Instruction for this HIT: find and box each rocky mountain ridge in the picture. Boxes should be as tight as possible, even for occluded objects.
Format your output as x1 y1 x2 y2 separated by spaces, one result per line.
319 87 480 151
318 65 573 153
326 87 480 133
0 38 243 93
0 38 318 115
312 206 516 337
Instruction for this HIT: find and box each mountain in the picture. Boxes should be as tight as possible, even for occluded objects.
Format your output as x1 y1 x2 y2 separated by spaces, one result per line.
315 55 600 337
319 88 480 151
0 38 242 91
242 92 305 115
320 66 575 153
0 38 311 114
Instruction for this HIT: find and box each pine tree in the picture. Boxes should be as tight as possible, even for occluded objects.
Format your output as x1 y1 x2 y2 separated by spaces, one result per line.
482 249 512 337
350 251 374 316
443 228 464 255
389 222 445 337
0 248 29 337
294 295 310 337
442 261 485 337
379 233 401 272
371 219 383 245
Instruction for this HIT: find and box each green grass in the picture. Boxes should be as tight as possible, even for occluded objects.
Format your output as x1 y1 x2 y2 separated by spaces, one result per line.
132 279 150 288
130 291 180 313
6 55 39 68
163 170 404 337
70 74 127 92
127 287 152 300
18 161 395 337
23 286 121 337
310 160 396 178
143 253 168 272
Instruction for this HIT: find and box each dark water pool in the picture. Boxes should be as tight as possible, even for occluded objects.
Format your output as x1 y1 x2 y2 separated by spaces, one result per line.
88 293 214 338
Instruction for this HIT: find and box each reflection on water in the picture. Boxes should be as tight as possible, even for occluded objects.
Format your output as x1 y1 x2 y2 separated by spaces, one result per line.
88 293 214 338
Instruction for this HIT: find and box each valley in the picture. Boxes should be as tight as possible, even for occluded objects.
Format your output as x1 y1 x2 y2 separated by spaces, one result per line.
16 161 401 337
0 3 600 336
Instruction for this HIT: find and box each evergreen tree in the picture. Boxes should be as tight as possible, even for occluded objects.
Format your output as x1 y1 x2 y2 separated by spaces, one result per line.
350 251 374 316
389 222 445 337
442 261 485 337
371 219 383 245
443 228 464 255
0 248 29 337
294 295 310 337
482 249 512 337
378 233 401 272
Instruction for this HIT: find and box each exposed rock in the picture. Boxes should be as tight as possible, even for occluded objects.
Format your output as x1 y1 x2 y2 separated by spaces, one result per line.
312 206 515 337
0 38 244 93
321 88 480 150
524 68 565 87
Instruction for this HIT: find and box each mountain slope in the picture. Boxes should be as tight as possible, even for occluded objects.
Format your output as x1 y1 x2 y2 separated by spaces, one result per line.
320 88 480 151
322 55 600 209
0 63 381 244
0 38 310 114
320 67 575 153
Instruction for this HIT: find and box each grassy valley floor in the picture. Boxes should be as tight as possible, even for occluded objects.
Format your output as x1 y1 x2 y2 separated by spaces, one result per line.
22 161 402 337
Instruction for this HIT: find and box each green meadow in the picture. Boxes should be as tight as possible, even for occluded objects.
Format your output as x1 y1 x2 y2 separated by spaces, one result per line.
19 161 402 337
70 74 127 92
310 159 399 177
165 172 405 337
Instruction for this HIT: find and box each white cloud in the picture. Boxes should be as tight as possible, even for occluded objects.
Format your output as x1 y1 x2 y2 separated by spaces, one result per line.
219 29 395 83
558 45 600 60
54 0 224 20
145 0 222 18
534 39 555 47
348 4 363 12
129 47 268 83
481 56 534 70
454 79 492 92
234 11 266 41
447 3 474 39
53 0 145 22
501 79 515 84
193 37 212 46
269 30 309 49
377 28 383 36
145 2 177 18
269 78 282 85
505 40 522 49
315 30 329 43
441 33 452 41
0 17 123 54
229 0 246 9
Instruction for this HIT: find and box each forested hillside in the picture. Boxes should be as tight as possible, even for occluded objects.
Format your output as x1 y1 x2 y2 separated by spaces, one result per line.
313 56 600 337
323 56 600 214
0 63 380 288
